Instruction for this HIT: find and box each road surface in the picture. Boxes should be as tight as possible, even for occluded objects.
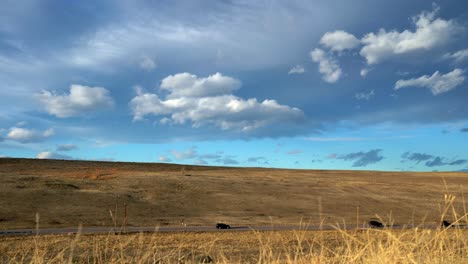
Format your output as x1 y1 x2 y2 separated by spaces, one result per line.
1 223 463 236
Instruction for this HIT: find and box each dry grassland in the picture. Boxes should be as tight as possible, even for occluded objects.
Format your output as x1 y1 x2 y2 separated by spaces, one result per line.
1 228 468 263
1 158 468 229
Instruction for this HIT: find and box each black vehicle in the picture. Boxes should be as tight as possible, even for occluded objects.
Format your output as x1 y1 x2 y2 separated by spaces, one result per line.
368 220 384 228
216 223 231 229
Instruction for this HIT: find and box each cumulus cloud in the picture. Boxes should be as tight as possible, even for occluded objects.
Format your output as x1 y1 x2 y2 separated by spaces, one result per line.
160 72 241 98
310 48 342 83
336 149 384 167
360 6 460 64
395 69 465 95
36 151 72 160
7 127 54 143
130 72 304 132
36 84 114 118
56 144 77 151
444 49 468 63
288 65 305 75
319 30 360 52
139 55 156 71
355 90 375 100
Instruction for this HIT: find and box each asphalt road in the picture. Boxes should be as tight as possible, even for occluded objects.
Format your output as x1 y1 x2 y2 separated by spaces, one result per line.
1 223 464 236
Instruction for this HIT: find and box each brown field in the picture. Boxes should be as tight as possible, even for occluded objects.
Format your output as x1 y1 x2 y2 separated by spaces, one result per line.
1 158 467 230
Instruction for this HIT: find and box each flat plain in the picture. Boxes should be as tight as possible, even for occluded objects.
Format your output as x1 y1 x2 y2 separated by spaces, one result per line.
1 158 467 230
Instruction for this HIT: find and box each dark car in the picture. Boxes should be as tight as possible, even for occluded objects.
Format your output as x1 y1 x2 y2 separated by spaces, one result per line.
216 223 231 229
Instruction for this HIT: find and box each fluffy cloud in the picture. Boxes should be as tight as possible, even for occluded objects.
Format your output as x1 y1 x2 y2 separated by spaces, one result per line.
336 149 384 167
160 72 241 99
56 144 77 151
444 49 468 63
319 30 360 52
139 56 156 71
395 69 465 95
7 127 54 143
130 72 304 132
288 65 305 75
36 151 72 160
36 84 114 118
355 90 375 100
310 48 342 83
360 6 460 64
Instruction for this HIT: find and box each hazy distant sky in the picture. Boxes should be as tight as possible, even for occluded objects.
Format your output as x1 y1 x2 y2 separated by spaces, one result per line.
1 0 467 171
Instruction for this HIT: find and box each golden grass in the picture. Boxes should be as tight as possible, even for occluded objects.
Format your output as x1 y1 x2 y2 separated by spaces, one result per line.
1 227 467 263
1 183 467 263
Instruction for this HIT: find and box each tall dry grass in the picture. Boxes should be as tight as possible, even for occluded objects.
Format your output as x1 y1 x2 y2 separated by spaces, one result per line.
1 189 467 263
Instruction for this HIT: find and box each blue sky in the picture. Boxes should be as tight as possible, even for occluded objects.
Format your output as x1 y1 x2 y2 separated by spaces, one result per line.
1 0 468 171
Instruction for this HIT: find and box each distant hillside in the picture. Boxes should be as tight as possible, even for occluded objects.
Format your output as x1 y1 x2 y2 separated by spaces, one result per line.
1 158 467 229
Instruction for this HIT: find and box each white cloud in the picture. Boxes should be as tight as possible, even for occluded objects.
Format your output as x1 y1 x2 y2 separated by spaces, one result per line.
130 73 304 131
319 30 360 52
36 84 114 118
395 69 465 95
36 151 72 160
288 65 305 75
160 72 241 98
355 90 375 100
139 56 156 71
158 155 172 162
444 49 468 63
360 68 371 77
7 127 54 143
310 48 342 83
360 6 460 64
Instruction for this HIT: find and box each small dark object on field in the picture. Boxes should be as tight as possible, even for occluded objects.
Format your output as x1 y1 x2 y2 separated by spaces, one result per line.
216 223 230 229
441 220 452 228
369 220 384 228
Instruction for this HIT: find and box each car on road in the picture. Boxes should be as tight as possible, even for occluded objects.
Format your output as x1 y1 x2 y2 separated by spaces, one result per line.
216 223 231 229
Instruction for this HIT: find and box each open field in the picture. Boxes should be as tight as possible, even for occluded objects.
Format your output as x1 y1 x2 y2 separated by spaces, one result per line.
1 228 468 263
1 158 468 230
